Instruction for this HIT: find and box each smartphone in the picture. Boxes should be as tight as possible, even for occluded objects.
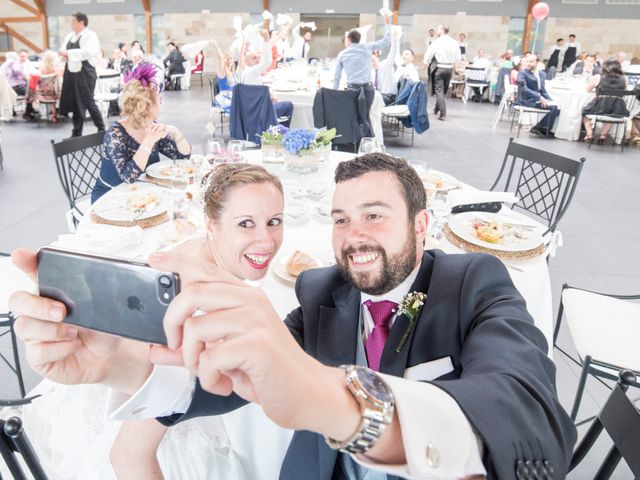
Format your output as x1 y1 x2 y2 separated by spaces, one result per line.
37 247 180 345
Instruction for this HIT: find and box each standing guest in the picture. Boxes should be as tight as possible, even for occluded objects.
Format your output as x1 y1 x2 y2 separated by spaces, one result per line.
546 38 564 75
373 27 400 105
91 65 190 203
333 11 392 123
58 12 105 137
516 53 560 137
582 59 628 144
1 50 38 120
425 28 436 48
424 24 461 120
458 32 468 61
394 49 420 84
163 42 186 90
289 22 314 62
562 33 580 72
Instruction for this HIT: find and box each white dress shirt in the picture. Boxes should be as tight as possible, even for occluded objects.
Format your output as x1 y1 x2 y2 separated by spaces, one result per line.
108 262 486 479
240 41 271 86
229 37 243 63
424 35 461 69
393 63 420 84
289 23 310 60
60 28 101 73
376 38 399 95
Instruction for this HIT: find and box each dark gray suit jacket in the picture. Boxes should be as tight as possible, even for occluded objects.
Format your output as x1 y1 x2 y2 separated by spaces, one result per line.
160 250 576 479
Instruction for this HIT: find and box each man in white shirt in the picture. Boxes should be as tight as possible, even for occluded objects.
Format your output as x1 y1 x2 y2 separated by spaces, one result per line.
58 12 105 137
11 154 575 480
288 22 314 62
393 49 420 85
469 49 492 102
373 27 400 105
424 25 461 120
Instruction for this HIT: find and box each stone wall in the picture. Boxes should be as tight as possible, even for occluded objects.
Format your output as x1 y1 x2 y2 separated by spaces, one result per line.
50 15 136 57
543 18 640 59
0 0 46 55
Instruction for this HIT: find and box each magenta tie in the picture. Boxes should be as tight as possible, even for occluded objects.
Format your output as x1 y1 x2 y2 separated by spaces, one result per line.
364 300 397 371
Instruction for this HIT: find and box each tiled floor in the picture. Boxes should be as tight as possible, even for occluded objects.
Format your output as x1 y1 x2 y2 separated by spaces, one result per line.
1 85 638 478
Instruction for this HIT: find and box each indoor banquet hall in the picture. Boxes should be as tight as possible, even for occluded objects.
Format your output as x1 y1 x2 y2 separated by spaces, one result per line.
0 0 639 478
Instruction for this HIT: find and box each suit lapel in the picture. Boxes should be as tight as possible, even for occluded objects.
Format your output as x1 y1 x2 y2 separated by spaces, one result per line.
379 254 434 377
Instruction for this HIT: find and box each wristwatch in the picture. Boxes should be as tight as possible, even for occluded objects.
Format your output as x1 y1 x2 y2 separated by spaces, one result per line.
325 365 395 454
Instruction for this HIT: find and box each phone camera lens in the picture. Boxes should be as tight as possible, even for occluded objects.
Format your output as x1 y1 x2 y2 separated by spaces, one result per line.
158 275 172 288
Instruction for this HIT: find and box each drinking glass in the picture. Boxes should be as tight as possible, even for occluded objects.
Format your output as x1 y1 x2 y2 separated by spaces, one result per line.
227 140 245 162
169 164 189 191
206 139 224 165
190 144 205 170
429 189 451 239
358 137 381 155
167 189 190 221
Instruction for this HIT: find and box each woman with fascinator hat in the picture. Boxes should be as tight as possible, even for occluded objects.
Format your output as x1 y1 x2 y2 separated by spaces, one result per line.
91 63 192 203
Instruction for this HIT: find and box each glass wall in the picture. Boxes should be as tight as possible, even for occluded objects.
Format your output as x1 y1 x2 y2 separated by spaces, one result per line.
300 14 359 59
133 14 165 55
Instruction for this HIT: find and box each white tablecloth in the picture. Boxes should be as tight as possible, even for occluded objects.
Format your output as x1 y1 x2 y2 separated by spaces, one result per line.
546 80 594 141
1 151 554 480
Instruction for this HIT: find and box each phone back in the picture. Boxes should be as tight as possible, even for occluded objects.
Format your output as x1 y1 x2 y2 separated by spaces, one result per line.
37 248 179 345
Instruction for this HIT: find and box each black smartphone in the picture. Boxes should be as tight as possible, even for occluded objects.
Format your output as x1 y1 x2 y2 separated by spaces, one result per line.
37 247 180 345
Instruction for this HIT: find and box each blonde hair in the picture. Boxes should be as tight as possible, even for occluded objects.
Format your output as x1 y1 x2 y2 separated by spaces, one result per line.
40 51 57 75
204 164 283 221
118 80 156 128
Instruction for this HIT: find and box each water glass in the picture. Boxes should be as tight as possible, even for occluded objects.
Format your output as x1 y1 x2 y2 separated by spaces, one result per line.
167 190 190 221
190 144 205 169
170 164 189 191
227 140 246 163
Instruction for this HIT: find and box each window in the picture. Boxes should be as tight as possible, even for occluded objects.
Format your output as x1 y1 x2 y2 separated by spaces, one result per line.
506 17 525 55
133 14 164 55
0 32 11 51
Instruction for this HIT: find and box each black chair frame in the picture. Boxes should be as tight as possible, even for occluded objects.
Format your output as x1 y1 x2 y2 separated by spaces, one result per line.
490 138 586 235
0 252 25 399
586 89 637 152
0 396 48 480
553 283 640 422
51 131 105 227
569 370 640 479
464 66 491 102
510 81 554 138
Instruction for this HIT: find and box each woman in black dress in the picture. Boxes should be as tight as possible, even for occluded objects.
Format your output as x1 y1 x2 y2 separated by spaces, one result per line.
582 59 628 144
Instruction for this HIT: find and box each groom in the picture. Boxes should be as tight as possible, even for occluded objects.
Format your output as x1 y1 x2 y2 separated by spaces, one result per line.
11 154 575 479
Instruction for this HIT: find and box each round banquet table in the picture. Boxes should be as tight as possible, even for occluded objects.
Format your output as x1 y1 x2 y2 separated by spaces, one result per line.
546 79 594 141
2 151 554 480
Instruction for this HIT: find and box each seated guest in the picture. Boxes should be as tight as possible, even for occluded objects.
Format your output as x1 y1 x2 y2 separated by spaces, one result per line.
572 52 600 79
211 41 237 112
565 52 585 76
11 154 577 480
91 65 190 203
163 42 186 90
110 163 286 480
470 48 492 101
373 26 400 105
623 56 640 75
31 50 61 122
118 42 129 57
500 48 514 69
510 60 521 84
108 48 133 74
1 50 38 120
393 49 420 84
451 59 467 99
131 40 145 54
517 53 560 137
582 59 628 144
239 29 293 127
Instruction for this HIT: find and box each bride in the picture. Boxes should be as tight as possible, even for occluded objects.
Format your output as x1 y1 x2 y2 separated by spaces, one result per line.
5 163 291 480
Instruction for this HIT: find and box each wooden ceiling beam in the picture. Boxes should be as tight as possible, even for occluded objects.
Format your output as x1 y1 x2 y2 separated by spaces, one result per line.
0 22 42 52
0 16 40 23
393 0 400 25
140 0 152 54
9 0 40 17
523 0 538 54
32 0 45 14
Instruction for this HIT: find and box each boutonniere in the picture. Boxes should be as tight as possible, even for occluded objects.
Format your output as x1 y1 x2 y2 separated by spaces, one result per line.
395 291 427 353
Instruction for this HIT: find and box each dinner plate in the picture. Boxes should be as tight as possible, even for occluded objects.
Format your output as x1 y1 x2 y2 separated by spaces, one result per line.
284 199 309 225
423 170 460 191
310 202 332 223
272 254 325 285
92 188 166 222
146 161 197 181
448 212 543 252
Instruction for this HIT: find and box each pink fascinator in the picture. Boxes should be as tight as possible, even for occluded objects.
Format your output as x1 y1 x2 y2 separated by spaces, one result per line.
123 63 157 88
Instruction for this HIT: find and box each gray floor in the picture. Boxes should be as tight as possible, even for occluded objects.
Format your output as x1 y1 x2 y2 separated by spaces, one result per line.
1 85 639 478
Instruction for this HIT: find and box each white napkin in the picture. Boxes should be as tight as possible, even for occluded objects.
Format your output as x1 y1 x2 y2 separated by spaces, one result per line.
447 190 519 208
53 224 144 256
276 14 293 26
262 10 273 21
232 16 243 33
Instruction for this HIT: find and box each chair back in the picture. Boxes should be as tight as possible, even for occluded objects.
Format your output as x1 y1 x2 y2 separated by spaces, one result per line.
569 370 640 479
208 77 218 106
596 88 636 117
35 75 58 102
229 84 277 142
490 138 586 234
50 131 105 218
623 71 640 87
312 87 366 148
465 66 488 83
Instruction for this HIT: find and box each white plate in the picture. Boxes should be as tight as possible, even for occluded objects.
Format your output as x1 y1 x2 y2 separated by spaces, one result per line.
284 200 309 225
272 254 325 285
311 203 332 223
448 212 543 252
423 170 460 191
146 161 197 180
92 188 166 222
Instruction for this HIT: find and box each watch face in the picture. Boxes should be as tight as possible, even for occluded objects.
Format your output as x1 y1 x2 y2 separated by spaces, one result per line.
357 367 394 403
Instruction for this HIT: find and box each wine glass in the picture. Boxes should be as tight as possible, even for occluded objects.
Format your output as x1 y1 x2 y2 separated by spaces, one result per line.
358 137 379 154
190 144 205 170
429 189 451 239
206 139 224 165
227 140 245 163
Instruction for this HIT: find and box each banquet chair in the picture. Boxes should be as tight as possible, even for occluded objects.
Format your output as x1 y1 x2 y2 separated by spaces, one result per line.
207 77 228 137
51 131 105 231
491 74 517 129
622 72 640 88
568 370 640 479
490 138 586 235
510 81 555 138
230 84 278 146
553 284 640 423
463 66 490 103
586 89 637 152
313 87 367 152
0 253 28 399
94 72 120 122
0 397 49 480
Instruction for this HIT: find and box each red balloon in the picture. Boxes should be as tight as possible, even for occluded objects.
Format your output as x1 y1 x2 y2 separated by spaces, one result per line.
532 2 550 21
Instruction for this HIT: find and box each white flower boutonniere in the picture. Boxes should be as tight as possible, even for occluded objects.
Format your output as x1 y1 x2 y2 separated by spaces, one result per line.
395 291 427 353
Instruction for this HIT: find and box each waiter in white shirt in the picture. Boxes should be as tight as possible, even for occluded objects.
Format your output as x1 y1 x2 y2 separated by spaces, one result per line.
58 12 105 138
424 25 461 121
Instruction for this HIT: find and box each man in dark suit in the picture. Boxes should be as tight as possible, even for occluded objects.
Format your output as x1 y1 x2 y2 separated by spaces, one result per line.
11 154 576 479
517 53 560 137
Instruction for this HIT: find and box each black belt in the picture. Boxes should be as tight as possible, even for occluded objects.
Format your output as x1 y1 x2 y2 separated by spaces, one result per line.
348 82 372 88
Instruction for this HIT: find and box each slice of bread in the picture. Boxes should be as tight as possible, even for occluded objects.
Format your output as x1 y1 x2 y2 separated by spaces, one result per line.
286 250 318 277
